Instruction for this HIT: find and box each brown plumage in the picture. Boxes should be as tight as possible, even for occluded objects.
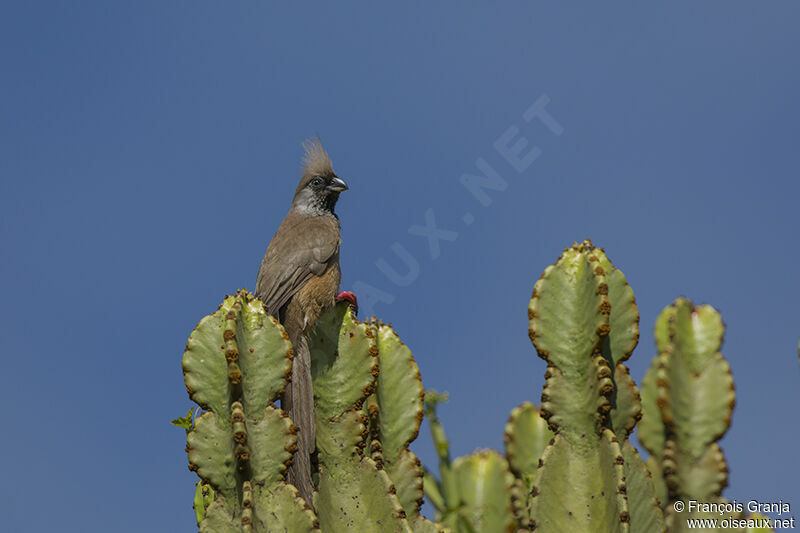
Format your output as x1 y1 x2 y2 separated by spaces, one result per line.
255 137 347 507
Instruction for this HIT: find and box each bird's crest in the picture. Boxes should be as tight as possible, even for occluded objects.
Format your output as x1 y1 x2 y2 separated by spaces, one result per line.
301 135 334 177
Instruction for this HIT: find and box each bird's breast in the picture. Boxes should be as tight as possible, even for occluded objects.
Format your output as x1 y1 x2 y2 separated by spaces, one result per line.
286 256 342 335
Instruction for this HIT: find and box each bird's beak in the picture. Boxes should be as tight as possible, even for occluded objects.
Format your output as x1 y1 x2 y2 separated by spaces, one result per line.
326 176 348 192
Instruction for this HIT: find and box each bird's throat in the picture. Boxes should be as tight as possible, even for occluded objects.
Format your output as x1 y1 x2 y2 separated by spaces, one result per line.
294 191 339 217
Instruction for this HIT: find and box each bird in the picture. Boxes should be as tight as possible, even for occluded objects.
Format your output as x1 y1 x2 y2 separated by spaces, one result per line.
255 137 348 507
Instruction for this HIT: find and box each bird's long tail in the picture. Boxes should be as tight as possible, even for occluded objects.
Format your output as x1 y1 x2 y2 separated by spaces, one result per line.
284 333 316 506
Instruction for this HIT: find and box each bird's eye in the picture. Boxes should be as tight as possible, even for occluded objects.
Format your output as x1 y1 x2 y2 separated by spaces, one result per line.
310 177 324 188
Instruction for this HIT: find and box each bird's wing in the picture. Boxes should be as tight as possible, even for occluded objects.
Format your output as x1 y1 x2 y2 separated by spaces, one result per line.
255 214 340 317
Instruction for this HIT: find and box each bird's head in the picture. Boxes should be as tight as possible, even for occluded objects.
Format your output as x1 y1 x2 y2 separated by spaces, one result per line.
291 136 348 216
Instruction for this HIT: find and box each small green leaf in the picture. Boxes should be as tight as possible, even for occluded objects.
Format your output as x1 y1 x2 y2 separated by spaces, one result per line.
171 407 195 434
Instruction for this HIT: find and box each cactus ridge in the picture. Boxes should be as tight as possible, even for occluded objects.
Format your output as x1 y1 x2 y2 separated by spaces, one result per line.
374 324 425 460
369 323 428 521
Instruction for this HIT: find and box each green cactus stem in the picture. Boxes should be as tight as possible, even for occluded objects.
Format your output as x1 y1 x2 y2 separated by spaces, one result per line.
503 402 553 491
638 299 749 532
423 391 515 533
181 292 445 531
452 451 517 532
527 240 664 533
182 290 318 532
371 323 427 520
503 402 553 529
310 303 414 533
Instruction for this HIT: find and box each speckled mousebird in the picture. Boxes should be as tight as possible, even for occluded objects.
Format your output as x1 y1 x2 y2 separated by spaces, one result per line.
255 137 348 506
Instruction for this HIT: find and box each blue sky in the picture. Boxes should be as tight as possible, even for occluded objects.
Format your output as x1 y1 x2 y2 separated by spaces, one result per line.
2 3 799 531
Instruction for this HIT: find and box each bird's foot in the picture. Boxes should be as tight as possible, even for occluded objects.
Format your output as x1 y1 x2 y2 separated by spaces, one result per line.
335 291 358 314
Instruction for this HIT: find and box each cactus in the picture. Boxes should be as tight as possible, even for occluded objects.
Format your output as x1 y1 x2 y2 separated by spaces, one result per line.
178 241 775 532
422 396 555 533
419 243 775 533
638 299 771 532
182 289 318 532
369 322 444 533
421 398 553 533
180 290 443 532
423 391 517 533
503 402 553 528
422 241 665 533
308 304 415 532
526 240 664 533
